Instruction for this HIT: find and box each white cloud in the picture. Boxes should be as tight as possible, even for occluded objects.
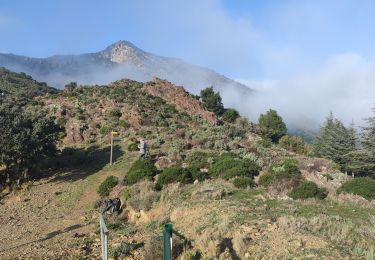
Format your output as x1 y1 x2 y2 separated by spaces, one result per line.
123 0 276 78
234 53 375 129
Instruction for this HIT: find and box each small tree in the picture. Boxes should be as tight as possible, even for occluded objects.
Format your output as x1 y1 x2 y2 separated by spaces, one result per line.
258 109 287 143
223 108 239 123
279 135 308 154
64 82 77 93
200 87 224 116
0 104 60 184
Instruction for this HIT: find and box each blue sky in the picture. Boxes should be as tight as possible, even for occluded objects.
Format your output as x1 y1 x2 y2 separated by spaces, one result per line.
1 0 375 124
0 0 374 79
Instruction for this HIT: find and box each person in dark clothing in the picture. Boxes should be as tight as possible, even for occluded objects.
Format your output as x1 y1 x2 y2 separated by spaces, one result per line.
138 138 147 159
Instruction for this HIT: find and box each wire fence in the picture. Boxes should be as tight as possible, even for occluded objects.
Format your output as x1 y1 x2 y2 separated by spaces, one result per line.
99 212 174 260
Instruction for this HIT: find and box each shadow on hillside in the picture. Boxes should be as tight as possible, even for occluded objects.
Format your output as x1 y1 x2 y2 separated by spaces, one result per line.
35 144 124 183
0 223 84 253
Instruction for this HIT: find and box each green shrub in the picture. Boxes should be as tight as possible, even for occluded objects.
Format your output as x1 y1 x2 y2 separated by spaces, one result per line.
223 108 239 123
109 241 138 258
127 159 157 185
278 135 308 154
288 181 327 200
258 174 275 187
121 187 132 202
56 117 67 127
257 138 272 148
127 142 139 152
337 177 375 201
208 153 260 180
100 125 111 135
259 159 301 187
97 176 119 197
243 152 264 167
187 151 218 169
208 153 240 177
118 225 138 236
222 159 260 180
279 159 300 176
156 167 193 190
109 108 122 118
189 165 209 181
119 120 130 129
233 177 256 189
323 173 334 181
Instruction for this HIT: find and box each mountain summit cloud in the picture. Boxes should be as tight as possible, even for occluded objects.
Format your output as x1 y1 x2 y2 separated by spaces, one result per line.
0 40 253 97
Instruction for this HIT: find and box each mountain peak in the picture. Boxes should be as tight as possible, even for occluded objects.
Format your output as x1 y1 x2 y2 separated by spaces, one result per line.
100 40 145 64
107 40 137 50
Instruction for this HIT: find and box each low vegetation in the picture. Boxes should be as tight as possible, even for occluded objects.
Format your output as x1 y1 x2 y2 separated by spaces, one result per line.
278 135 309 154
288 181 327 200
156 166 193 190
222 108 239 122
126 159 157 185
233 177 256 189
337 177 375 201
127 142 138 152
259 159 300 187
97 176 119 197
109 241 141 258
209 153 260 179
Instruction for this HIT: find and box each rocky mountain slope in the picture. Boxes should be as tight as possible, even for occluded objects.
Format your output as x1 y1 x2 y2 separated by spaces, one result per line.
1 69 375 259
0 41 253 97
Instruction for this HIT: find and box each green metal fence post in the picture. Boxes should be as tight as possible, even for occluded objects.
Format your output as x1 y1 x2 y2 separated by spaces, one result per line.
163 223 173 260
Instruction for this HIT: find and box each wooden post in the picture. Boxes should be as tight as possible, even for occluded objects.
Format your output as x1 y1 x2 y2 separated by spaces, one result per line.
110 132 113 165
110 131 119 165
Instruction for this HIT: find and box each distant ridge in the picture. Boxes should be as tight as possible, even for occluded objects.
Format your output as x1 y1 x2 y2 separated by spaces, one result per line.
0 40 253 95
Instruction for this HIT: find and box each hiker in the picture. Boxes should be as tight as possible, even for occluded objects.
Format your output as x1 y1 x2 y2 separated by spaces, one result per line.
138 138 147 159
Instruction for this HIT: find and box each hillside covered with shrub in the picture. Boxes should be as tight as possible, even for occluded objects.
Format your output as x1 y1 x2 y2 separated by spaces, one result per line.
1 70 375 259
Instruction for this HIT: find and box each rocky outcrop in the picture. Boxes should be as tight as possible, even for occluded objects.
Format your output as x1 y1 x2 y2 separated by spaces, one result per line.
65 119 87 144
143 78 217 125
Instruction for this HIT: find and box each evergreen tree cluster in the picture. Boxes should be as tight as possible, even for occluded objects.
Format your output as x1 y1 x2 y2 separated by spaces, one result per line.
313 113 356 172
313 108 375 178
346 109 375 177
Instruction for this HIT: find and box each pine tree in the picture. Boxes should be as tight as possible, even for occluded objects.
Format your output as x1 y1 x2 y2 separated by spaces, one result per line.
313 113 356 171
347 109 375 177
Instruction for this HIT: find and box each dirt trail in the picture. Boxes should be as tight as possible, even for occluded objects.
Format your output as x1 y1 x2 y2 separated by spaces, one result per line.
0 173 98 259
